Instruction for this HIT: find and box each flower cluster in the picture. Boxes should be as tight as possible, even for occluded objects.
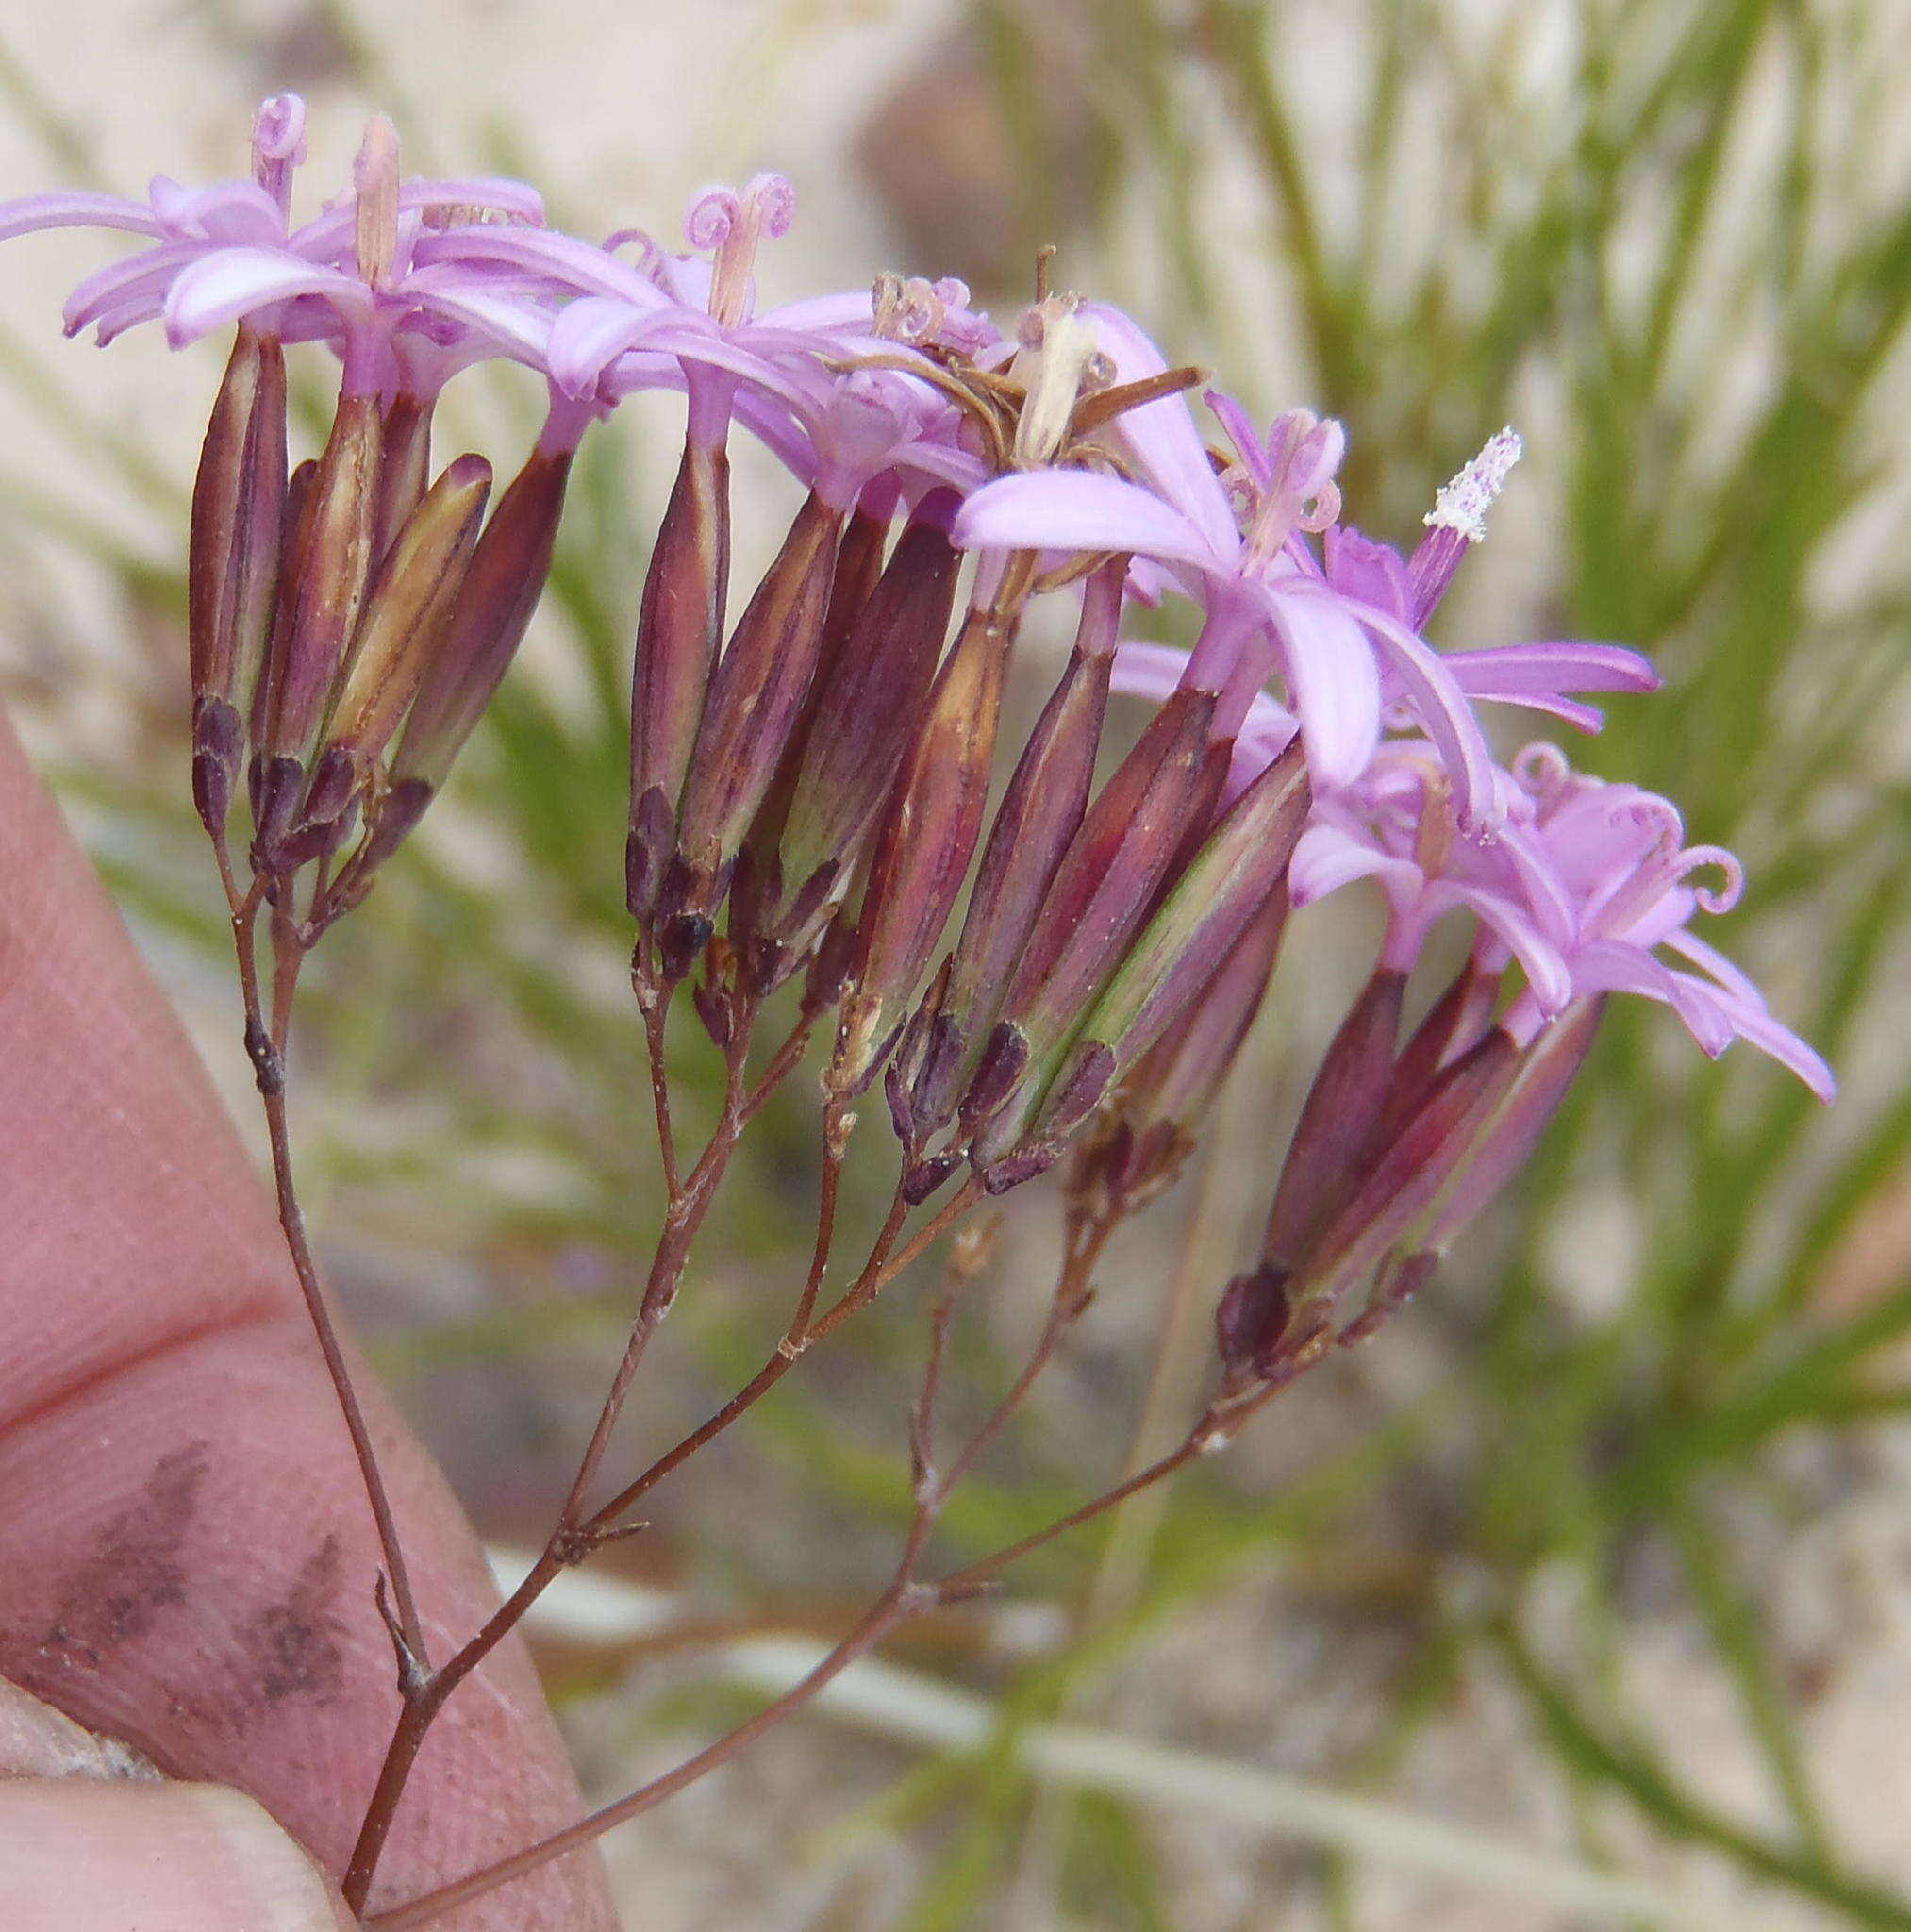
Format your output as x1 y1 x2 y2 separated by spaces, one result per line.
2 97 1830 1395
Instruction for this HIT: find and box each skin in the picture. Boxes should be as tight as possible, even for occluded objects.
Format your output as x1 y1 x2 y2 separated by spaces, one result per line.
0 706 617 1930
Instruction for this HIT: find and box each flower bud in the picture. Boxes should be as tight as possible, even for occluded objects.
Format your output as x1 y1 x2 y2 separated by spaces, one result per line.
834 589 1022 1091
188 325 286 717
904 561 1122 1134
628 435 731 919
374 390 435 563
773 507 962 932
261 391 384 762
1067 885 1290 1218
393 440 573 794
975 740 1306 1183
1263 964 1407 1271
659 491 842 961
322 453 492 777
1290 1025 1521 1303
963 684 1221 1157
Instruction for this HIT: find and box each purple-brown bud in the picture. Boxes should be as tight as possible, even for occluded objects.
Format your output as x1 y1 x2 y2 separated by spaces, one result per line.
962 685 1221 1157
662 491 841 948
834 590 1021 1091
374 390 435 564
1263 964 1408 1270
906 561 1123 1132
774 508 962 929
322 452 492 777
393 440 574 793
188 325 287 717
1291 1025 1521 1301
258 391 384 766
1214 1261 1333 1387
629 435 731 909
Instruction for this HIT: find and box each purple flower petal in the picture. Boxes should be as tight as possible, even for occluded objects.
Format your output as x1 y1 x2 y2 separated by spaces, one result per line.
0 191 164 242
1265 589 1382 793
1424 882 1573 1013
162 249 370 346
954 468 1223 570
410 224 670 304
1336 593 1498 830
1109 641 1194 706
1289 822 1420 905
62 243 203 337
1081 302 1238 558
756 290 878 332
546 294 669 396
1444 641 1660 696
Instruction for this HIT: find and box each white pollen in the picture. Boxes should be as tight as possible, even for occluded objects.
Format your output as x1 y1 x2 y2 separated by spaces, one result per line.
1423 425 1523 544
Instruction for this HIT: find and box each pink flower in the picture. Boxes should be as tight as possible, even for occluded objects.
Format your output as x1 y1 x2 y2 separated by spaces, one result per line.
1288 738 1834 1099
0 95 560 397
954 323 1647 830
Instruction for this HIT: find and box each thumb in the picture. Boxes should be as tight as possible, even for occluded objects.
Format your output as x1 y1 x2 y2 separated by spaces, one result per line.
0 1679 355 1930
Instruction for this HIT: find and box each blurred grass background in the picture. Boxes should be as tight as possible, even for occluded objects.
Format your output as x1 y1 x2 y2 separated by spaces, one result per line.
3 2 1911 1927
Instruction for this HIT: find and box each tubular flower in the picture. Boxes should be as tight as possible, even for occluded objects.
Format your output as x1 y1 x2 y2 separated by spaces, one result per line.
0 95 557 396
1288 740 1834 1099
956 376 1658 831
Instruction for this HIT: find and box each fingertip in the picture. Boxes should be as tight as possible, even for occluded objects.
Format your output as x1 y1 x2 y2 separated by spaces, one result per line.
0 1778 357 1929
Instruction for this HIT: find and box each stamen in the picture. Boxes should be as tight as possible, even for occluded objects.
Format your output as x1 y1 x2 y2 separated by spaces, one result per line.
251 94 306 219
1243 408 1346 565
1671 845 1745 915
1424 426 1522 545
689 172 794 329
1511 741 1570 800
353 115 401 289
1010 296 1100 469
1413 774 1454 880
872 272 946 344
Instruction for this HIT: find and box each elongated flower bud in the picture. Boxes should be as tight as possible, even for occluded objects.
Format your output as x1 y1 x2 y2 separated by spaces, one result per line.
374 390 435 564
835 588 1021 1091
1371 954 1501 1146
902 561 1123 1137
627 435 731 919
1262 964 1407 1270
314 453 492 798
1125 884 1289 1136
188 325 285 829
1066 746 1307 1087
1290 1025 1520 1302
725 499 898 984
974 741 1307 1184
1418 997 1602 1257
963 684 1221 1152
262 391 384 763
773 508 962 929
393 439 574 793
1070 885 1290 1218
1213 1024 1520 1388
658 491 841 972
189 325 287 710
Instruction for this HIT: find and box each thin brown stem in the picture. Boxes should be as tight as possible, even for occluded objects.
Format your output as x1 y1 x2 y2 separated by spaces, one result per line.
806 1177 982 1345
741 1005 819 1120
637 978 681 1198
932 1374 1291 1599
208 833 428 1793
579 1157 903 1541
367 1271 972 1932
929 1211 1113 1510
347 982 766 1902
365 1574 930 1930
